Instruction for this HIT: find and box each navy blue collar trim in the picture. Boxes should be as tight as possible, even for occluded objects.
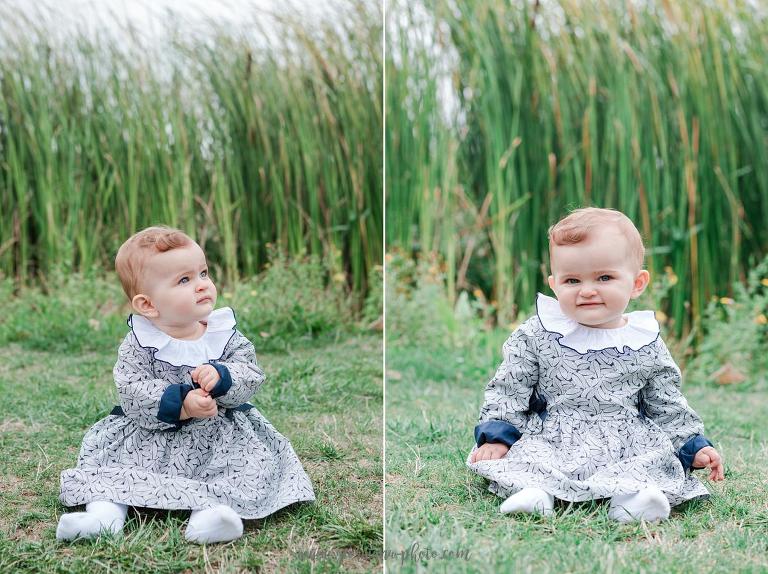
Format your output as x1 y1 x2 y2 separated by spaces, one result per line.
124 308 239 369
534 296 660 356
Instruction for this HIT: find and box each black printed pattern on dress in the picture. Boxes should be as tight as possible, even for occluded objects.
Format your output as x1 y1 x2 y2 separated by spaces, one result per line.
467 315 711 507
59 329 315 519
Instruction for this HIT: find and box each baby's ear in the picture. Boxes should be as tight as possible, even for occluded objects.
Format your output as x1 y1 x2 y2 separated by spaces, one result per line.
131 293 158 317
631 270 651 298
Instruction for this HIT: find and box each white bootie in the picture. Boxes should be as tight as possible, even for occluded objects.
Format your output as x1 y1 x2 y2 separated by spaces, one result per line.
608 486 671 523
184 505 243 544
56 500 128 541
500 487 555 516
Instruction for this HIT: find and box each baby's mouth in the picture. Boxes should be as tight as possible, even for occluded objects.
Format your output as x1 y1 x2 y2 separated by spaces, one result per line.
197 297 213 304
578 303 603 307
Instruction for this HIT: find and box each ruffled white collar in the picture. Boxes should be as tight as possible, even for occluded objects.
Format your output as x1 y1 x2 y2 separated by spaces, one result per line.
535 292 659 354
128 307 237 367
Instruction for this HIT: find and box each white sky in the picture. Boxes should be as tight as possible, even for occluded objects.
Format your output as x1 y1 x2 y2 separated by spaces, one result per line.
2 0 368 46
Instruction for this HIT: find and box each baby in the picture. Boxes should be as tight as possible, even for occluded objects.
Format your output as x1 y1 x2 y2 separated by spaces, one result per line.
467 207 723 523
57 226 315 543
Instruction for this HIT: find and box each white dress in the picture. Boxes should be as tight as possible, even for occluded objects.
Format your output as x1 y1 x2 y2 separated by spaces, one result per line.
59 307 315 519
466 293 713 507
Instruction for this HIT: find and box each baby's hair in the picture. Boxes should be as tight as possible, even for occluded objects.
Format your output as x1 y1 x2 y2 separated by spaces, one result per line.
547 207 645 273
115 225 195 300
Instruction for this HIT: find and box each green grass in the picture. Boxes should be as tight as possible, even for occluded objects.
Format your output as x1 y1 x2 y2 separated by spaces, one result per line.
386 0 768 337
0 0 382 302
384 270 768 573
0 284 383 572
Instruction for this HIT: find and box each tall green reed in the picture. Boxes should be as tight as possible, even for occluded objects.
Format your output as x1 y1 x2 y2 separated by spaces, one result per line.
387 0 768 341
0 1 381 307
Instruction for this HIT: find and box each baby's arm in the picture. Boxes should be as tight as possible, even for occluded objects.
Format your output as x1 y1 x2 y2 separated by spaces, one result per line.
114 334 196 430
472 323 540 460
206 331 266 408
640 339 723 478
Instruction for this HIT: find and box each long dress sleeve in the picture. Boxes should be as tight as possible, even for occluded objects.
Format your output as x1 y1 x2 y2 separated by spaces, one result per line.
474 323 541 447
113 334 193 431
208 331 266 408
639 338 714 470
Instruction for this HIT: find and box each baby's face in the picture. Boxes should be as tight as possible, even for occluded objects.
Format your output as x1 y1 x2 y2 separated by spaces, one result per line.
547 228 649 329
136 242 217 325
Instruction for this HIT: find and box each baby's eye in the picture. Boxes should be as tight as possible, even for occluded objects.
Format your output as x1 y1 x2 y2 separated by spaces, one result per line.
201 270 208 278
598 275 612 281
565 278 580 285
178 276 189 285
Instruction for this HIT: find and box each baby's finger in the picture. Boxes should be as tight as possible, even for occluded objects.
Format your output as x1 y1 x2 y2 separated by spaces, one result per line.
471 448 486 463
714 461 725 481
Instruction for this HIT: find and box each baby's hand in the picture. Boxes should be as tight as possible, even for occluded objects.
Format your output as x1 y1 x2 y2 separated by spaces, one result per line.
470 442 510 463
692 446 725 481
181 388 218 419
191 363 221 393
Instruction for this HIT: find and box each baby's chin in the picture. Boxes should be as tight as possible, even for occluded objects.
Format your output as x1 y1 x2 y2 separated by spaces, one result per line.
565 306 621 324
574 313 628 329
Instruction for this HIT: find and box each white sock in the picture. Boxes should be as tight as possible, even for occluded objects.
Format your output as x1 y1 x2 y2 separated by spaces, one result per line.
500 487 555 516
608 486 671 523
56 500 128 541
184 505 243 544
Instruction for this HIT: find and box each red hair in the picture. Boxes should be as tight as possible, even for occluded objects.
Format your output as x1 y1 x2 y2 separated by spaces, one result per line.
548 207 645 273
115 226 195 300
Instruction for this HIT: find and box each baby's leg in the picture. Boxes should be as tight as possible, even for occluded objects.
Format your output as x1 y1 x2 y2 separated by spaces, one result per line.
184 505 243 544
56 500 128 541
608 486 670 523
500 487 555 516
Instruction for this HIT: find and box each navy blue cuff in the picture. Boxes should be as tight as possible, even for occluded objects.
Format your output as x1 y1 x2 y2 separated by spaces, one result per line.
209 363 232 399
677 434 714 471
474 420 523 447
157 383 194 425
